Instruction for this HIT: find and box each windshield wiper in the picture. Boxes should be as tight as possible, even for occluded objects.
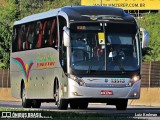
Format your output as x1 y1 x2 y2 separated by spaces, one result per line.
118 61 126 74
113 45 126 74
117 52 126 74
87 60 92 73
87 60 96 73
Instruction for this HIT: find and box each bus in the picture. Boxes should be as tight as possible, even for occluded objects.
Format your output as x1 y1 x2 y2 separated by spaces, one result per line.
10 6 149 110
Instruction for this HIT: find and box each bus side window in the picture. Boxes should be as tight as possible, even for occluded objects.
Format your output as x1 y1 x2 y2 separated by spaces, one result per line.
43 20 51 47
28 24 34 49
21 25 27 50
32 22 39 49
50 18 58 49
25 25 30 50
36 21 43 48
17 26 23 51
42 21 47 48
42 17 58 49
12 27 18 52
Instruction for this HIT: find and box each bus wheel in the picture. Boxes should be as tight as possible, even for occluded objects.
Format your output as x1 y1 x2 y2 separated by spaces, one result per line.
78 102 88 109
22 84 31 108
55 81 68 110
116 99 128 110
32 100 41 108
70 101 79 109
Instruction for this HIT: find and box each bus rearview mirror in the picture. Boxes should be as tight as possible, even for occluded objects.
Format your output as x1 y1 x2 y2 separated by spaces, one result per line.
140 28 149 49
63 26 70 47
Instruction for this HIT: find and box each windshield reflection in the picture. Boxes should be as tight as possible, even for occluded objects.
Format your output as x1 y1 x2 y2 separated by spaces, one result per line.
70 26 140 72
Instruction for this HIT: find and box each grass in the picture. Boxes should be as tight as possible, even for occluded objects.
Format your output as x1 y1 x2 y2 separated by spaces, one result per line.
0 107 24 111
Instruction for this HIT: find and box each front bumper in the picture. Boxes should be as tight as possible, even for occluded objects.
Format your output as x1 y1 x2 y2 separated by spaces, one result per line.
67 78 141 99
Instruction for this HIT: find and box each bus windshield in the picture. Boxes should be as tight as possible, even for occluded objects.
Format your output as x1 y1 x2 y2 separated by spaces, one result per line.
70 23 140 72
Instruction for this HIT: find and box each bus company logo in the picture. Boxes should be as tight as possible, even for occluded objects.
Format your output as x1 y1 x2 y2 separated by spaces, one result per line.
12 57 34 88
82 15 100 20
82 15 111 21
36 53 56 69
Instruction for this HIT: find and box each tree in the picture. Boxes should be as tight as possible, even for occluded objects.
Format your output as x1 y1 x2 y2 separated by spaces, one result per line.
19 0 80 18
137 13 160 61
0 0 17 69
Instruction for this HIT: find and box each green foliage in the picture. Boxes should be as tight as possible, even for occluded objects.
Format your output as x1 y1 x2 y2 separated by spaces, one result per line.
18 0 81 19
137 13 160 61
0 0 17 69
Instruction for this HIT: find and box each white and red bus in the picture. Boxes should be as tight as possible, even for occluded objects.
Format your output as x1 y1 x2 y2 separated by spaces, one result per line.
10 6 149 110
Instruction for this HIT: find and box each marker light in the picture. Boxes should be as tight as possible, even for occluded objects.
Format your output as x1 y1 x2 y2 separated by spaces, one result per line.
64 85 67 92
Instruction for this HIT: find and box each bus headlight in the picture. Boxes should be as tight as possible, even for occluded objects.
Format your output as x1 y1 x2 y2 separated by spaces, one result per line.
127 75 141 87
132 75 140 82
67 74 85 86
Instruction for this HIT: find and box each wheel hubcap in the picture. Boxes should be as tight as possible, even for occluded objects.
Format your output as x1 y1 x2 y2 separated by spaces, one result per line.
55 86 60 105
22 88 26 104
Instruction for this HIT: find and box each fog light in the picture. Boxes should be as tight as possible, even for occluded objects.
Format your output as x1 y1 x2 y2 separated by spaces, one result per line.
128 82 133 87
73 92 78 96
134 93 137 96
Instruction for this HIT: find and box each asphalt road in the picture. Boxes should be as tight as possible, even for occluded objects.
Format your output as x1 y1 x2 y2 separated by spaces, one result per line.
0 101 160 119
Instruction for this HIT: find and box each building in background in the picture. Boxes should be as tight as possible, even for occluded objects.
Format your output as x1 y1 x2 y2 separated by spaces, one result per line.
81 0 160 17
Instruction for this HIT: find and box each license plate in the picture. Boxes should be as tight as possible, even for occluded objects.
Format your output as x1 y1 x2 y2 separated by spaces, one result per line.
100 90 113 95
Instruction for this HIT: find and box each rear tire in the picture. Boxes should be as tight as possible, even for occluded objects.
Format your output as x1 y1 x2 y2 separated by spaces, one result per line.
116 99 128 110
21 84 32 108
55 80 68 110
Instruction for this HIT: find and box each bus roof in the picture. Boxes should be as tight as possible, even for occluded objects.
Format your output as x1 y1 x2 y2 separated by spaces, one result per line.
14 8 61 25
14 6 135 25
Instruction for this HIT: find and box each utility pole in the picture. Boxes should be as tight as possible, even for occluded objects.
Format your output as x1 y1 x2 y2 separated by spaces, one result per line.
100 0 102 6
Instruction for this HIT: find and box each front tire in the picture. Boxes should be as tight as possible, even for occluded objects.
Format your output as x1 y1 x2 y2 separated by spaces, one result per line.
32 100 41 108
78 102 88 109
116 99 128 110
70 101 88 109
70 101 79 109
55 80 68 110
21 84 32 108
